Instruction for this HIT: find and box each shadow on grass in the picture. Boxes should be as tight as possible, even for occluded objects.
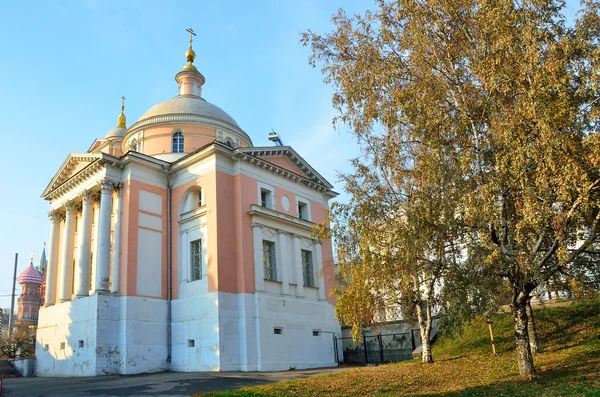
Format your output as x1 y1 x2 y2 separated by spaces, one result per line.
414 340 600 396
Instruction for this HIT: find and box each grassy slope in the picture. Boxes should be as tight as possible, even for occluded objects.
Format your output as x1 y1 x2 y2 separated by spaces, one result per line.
195 301 600 396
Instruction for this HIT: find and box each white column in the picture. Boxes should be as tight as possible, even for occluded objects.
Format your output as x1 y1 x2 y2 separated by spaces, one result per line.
90 197 100 293
74 191 93 297
277 231 289 295
252 224 264 292
58 202 76 302
95 181 113 292
293 235 304 298
110 185 122 293
44 210 62 306
315 242 325 300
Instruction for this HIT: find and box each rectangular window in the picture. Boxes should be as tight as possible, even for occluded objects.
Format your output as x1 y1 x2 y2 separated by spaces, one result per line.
298 202 308 220
263 240 277 281
274 327 283 335
302 250 314 287
188 339 195 348
190 239 202 281
260 189 272 208
197 191 203 207
78 340 84 349
313 330 320 336
60 342 66 350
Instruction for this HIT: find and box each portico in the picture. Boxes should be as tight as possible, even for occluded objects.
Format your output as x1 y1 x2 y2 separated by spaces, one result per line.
43 177 122 305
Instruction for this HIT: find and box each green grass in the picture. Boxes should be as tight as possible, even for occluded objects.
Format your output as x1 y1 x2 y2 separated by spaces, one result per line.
194 301 600 396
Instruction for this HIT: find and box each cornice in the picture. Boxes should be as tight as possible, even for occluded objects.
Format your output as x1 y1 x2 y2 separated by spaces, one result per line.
125 113 252 145
248 204 317 237
42 156 122 201
239 146 334 190
233 151 333 194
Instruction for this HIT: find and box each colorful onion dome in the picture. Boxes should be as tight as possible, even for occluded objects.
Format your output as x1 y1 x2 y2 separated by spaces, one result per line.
17 261 43 285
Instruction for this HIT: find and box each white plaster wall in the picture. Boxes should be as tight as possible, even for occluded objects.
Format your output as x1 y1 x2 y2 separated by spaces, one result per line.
36 294 168 377
170 290 220 372
254 292 340 371
136 228 162 297
118 296 169 375
36 295 101 377
136 189 163 298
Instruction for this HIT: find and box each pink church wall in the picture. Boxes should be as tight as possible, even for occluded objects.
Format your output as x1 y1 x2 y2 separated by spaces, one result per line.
169 171 214 299
233 174 258 294
120 179 168 299
274 187 296 216
127 125 218 156
311 199 336 305
213 171 240 294
119 180 131 296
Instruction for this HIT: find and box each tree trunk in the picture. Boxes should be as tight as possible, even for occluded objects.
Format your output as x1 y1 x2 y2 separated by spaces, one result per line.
415 299 433 363
525 298 540 354
511 289 537 377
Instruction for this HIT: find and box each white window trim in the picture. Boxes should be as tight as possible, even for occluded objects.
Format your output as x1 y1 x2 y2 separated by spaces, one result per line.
257 181 276 210
295 195 312 221
190 238 202 282
262 236 278 282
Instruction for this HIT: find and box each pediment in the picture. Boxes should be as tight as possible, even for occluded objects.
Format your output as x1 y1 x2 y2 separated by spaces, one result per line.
42 153 102 198
238 146 333 189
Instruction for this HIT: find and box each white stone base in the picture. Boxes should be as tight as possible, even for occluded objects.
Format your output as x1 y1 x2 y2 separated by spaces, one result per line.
35 291 340 376
35 294 168 377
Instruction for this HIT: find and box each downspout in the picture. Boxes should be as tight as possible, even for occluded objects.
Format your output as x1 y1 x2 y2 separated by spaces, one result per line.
164 166 172 366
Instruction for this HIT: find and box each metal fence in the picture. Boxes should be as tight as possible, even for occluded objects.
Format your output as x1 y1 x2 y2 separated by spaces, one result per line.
338 330 421 364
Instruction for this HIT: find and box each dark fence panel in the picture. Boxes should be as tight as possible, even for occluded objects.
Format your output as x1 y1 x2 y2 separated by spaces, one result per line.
339 330 417 364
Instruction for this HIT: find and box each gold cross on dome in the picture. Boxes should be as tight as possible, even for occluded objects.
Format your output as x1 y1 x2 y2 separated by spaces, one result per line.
186 27 196 48
121 96 126 111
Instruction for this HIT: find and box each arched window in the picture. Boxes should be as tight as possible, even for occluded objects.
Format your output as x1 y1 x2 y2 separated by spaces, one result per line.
172 132 184 153
180 187 204 214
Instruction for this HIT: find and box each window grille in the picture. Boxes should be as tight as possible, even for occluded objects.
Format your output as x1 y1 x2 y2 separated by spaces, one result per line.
190 239 202 281
302 249 314 287
263 240 277 281
172 132 184 153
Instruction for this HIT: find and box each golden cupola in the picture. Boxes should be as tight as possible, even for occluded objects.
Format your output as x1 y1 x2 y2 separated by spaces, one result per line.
175 27 206 97
105 96 127 139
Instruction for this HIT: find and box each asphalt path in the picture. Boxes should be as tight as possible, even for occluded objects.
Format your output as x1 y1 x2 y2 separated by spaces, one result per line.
1 367 350 397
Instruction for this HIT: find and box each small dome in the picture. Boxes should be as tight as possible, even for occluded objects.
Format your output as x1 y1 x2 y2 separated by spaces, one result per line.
106 127 127 139
135 95 241 130
17 262 43 285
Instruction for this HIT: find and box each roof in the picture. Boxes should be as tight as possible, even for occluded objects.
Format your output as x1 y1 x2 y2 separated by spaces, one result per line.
135 95 241 129
17 262 43 285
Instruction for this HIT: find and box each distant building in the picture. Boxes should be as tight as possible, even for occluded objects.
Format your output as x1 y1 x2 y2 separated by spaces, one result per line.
0 308 10 336
15 255 44 330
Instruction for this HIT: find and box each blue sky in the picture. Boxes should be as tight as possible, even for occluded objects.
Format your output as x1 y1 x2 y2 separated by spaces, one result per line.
0 0 373 308
0 0 584 309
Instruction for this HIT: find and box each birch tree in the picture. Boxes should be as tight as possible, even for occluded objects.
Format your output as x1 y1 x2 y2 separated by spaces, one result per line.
303 0 600 377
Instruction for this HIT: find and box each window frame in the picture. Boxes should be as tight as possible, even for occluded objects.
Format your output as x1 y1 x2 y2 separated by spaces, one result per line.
263 240 277 281
190 239 202 281
172 131 184 153
302 249 315 287
257 182 275 210
295 196 311 221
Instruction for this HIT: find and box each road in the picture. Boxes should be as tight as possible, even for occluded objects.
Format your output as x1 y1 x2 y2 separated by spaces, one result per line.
1 367 350 397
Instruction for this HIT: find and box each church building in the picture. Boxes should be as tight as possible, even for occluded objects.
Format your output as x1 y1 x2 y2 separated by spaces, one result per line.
35 30 340 376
